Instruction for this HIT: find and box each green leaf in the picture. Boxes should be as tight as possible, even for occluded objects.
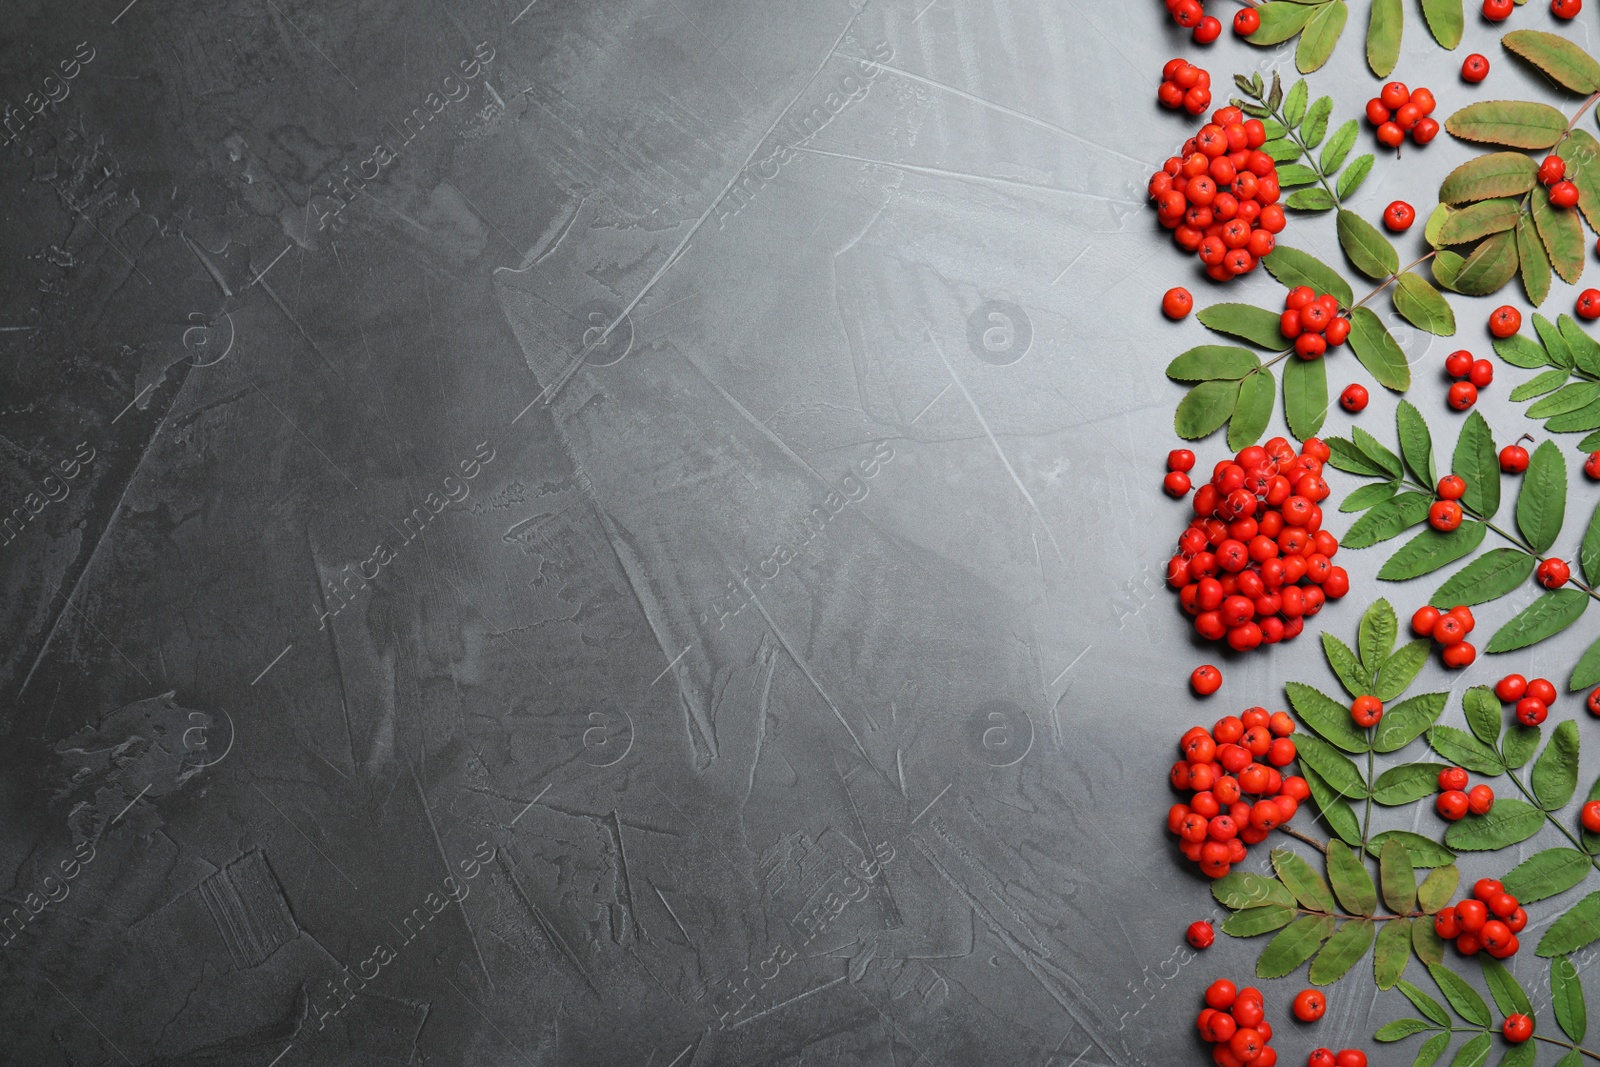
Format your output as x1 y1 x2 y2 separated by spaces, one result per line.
1454 411 1501 519
1444 797 1545 850
1250 4 1319 47
1426 203 1453 247
1517 214 1553 306
1287 188 1338 212
1502 848 1591 903
1538 312 1574 368
1272 847 1338 912
1439 152 1539 203
1510 368 1572 401
1265 246 1354 305
1328 840 1378 916
1224 902 1299 936
1229 369 1276 451
1342 481 1398 513
1560 313 1600 376
1432 249 1468 290
1349 307 1412 390
1342 491 1433 550
1374 692 1449 753
1526 381 1600 418
1370 830 1456 868
1374 1017 1435 1041
1546 399 1600 433
1452 230 1520 296
1283 355 1328 440
1353 426 1405 477
1288 681 1373 752
1310 918 1375 984
1360 598 1400 671
1339 209 1401 279
1411 1032 1453 1067
1429 962 1491 1026
1373 762 1451 805
1322 119 1359 174
1304 96 1336 148
1322 632 1372 697
1445 99 1571 149
1175 379 1242 440
1415 916 1446 966
1167 345 1263 381
1418 864 1459 913
1534 182 1588 285
1213 869 1297 909
1376 640 1432 702
1504 722 1542 770
1481 955 1533 1017
1195 305 1285 350
1380 839 1417 914
1519 440 1569 553
1574 634 1600 691
1263 138 1304 163
1581 500 1600 587
1400 978 1453 1027
1379 523 1487 582
1394 273 1457 336
1503 29 1600 93
1304 763 1365 846
1446 1032 1491 1067
1428 725 1506 775
1374 918 1412 989
1437 198 1522 244
1276 163 1324 188
1532 719 1581 809
1327 435 1391 476
1420 0 1463 48
1538 891 1600 957
1367 0 1402 75
1297 735 1370 799
1337 153 1374 200
1495 332 1552 368
1559 129 1600 235
1297 7 1347 74
1553 955 1587 1041
1431 548 1536 607
1463 686 1503 746
1258 914 1337 978
1485 589 1589 653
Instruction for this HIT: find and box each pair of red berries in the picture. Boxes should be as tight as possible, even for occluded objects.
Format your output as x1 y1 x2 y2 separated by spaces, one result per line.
1149 104 1285 282
1162 0 1224 44
1537 154 1582 209
1309 1051 1367 1067
1410 604 1477 668
1158 58 1214 115
1495 674 1559 724
1489 0 1582 18
1365 82 1439 149
1166 447 1197 496
1168 439 1352 656
1198 981 1278 1067
1280 287 1349 360
1169 710 1305 880
1434 878 1527 959
1428 473 1469 532
1436 765 1495 820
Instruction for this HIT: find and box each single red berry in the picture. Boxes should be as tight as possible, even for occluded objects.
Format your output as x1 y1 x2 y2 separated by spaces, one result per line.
1495 674 1528 702
1206 979 1238 1010
1445 350 1473 378
1469 783 1495 815
1515 696 1549 726
1429 500 1464 531
1483 0 1514 18
1411 87 1437 115
1538 558 1572 589
1334 1050 1367 1067
1434 612 1467 644
1582 800 1600 833
1551 180 1581 209
1489 305 1522 338
1191 664 1222 695
1448 382 1478 410
1437 475 1466 500
1528 677 1557 704
1500 444 1531 473
1162 287 1194 319
1339 384 1369 412
1539 155 1568 186
1292 988 1326 1022
1351 695 1383 728
1435 906 1462 939
1168 449 1196 472
1384 201 1416 231
1172 0 1204 27
1186 919 1215 948
1411 605 1442 636
1164 471 1192 497
1439 766 1469 792
1589 687 1600 716
1462 53 1490 83
1233 7 1261 35
1413 116 1441 144
1442 640 1477 668
1365 98 1392 125
1504 1014 1534 1043
1380 81 1410 110
1553 0 1582 18
1309 1052 1336 1067
1469 359 1494 388
1325 316 1350 346
1579 289 1600 320
1437 789 1470 820
1376 121 1405 148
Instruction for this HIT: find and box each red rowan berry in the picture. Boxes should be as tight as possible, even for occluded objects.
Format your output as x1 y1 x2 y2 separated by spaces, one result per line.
1233 7 1261 35
1162 287 1194 319
1495 674 1528 701
1538 558 1571 589
1500 443 1530 473
1439 766 1469 791
1413 117 1441 144
1503 1014 1533 1043
1168 449 1196 472
1468 784 1495 815
1206 979 1237 1009
1351 695 1383 728
1437 790 1469 820
1411 605 1442 636
1579 290 1600 320
1435 906 1462 939
1365 98 1391 125
1172 0 1204 27
1437 475 1466 500
1488 891 1518 918
1469 360 1494 388
1191 664 1222 695
1380 82 1410 109
1554 0 1582 16
1442 641 1477 668
1540 155 1568 186
1309 1052 1335 1067
1552 180 1581 209
1508 907 1527 933
1376 121 1404 148
1292 989 1326 1022
1582 800 1600 832
1483 0 1514 18
1324 316 1350 346
1334 1050 1367 1067
1516 697 1548 726
1528 678 1556 704
1490 305 1522 338
1193 15 1222 43
1164 471 1192 497
1445 350 1473 378
1384 200 1416 231
1448 381 1478 410
1429 500 1463 531
1462 53 1490 82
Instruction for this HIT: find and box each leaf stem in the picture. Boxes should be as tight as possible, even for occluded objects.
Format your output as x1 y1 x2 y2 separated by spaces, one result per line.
1277 824 1329 854
1533 1034 1600 1062
1349 250 1441 313
1362 739 1375 849
1496 740 1600 873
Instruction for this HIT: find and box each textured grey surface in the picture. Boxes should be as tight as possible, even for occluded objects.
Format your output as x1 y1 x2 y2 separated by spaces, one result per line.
6 0 1600 1064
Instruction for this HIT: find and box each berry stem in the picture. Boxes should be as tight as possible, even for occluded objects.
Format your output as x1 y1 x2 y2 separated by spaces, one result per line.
1277 823 1329 854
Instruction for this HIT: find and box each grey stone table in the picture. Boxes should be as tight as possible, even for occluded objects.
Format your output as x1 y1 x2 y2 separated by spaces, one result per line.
3 0 1600 1063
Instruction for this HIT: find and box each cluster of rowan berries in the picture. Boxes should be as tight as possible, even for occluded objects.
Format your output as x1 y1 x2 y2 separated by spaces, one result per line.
1433 878 1527 959
1435 764 1495 821
1149 104 1285 282
1495 674 1559 726
1308 1049 1368 1067
1409 604 1478 668
1364 82 1439 150
1167 439 1352 652
1443 349 1493 411
1279 287 1350 360
1158 59 1214 115
1168 709 1307 880
1161 0 1225 44
1197 980 1279 1067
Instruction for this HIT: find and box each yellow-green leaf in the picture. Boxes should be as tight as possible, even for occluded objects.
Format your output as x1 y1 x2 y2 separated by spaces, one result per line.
1445 99 1570 149
1338 209 1400 279
1439 152 1538 203
1393 273 1456 335
1503 29 1600 93
1533 183 1586 284
1367 0 1402 76
1420 0 1463 49
1296 3 1348 74
1452 230 1520 295
1249 2 1319 47
1348 306 1410 390
1518 213 1553 306
1437 198 1521 244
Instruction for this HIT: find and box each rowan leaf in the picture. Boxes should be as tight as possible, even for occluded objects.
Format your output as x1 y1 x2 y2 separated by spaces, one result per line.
1310 918 1374 984
1373 692 1449 753
1414 914 1447 967
1380 839 1417 913
1419 0 1463 48
1273 847 1338 912
1557 130 1600 234
1561 313 1600 376
1265 246 1354 305
1547 399 1600 433
1167 346 1263 381
1224 902 1299 936
1297 734 1369 799
1360 597 1399 669
1195 305 1284 349
1511 368 1573 401
1531 719 1581 809
1342 481 1398 513
1338 209 1400 279
1430 548 1535 607
1505 722 1542 770
1175 379 1242 440
1574 633 1600 691
1462 685 1502 746
1518 440 1567 553
1485 589 1588 653
1353 426 1404 476
1502 848 1591 903
1276 163 1323 188
1348 306 1411 390
1303 763 1364 846
1257 914 1337 978
1283 355 1328 441
1250 3 1319 47
1328 840 1378 916
1398 978 1452 1027
1367 0 1402 76
1494 332 1552 368
1552 955 1587 1041
1503 29 1600 93
1480 955 1533 1019
1417 864 1459 913
1288 681 1372 752
1517 213 1553 306
1446 1032 1491 1067
1429 962 1490 1026
1393 273 1457 336
1432 249 1467 289
1538 891 1600 957
1538 312 1574 368
1439 152 1538 203
1229 369 1277 450
1375 639 1432 702
1451 230 1520 295
1525 381 1600 418
1379 523 1486 581
1534 182 1587 284
1341 491 1433 549
1322 632 1372 697
1427 724 1506 775
1337 153 1374 200
1374 918 1411 989
1368 830 1455 868
1444 99 1570 149
1444 797 1545 850
1287 188 1337 212
1322 119 1360 174
1296 6 1347 74
1436 198 1521 244
1453 411 1501 518
1373 762 1451 805
1327 435 1391 476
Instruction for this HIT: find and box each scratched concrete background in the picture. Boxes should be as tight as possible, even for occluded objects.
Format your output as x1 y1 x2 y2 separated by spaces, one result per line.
8 0 1600 1063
